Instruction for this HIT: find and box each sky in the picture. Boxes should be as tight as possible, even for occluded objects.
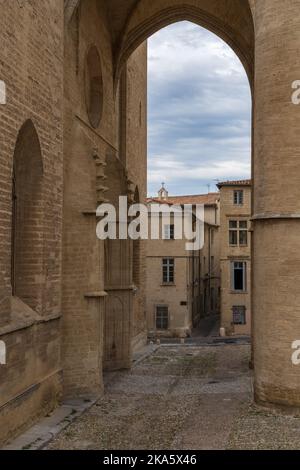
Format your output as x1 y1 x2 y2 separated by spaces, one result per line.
147 21 251 197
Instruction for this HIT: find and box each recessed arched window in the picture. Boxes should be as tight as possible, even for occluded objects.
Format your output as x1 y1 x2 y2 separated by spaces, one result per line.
85 45 103 129
11 120 44 312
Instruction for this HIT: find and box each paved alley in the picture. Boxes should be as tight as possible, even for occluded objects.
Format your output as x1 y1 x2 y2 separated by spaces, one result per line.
45 343 300 450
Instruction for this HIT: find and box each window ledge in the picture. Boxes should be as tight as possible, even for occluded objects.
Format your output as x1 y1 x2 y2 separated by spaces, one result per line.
161 283 176 287
84 291 108 298
230 291 248 294
229 245 248 248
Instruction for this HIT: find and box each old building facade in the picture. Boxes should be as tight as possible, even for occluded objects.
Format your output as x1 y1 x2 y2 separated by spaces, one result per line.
146 189 220 338
0 0 300 446
145 206 200 339
218 180 252 336
0 0 148 444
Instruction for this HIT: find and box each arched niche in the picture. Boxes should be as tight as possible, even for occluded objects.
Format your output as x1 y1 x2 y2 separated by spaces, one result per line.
12 119 44 313
85 45 104 129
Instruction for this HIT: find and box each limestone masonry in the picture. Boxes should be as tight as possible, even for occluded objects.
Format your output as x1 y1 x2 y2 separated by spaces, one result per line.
0 0 300 446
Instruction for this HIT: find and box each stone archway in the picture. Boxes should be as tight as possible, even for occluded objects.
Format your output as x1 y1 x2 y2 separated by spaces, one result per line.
111 0 300 409
114 0 254 88
112 0 255 370
61 0 300 410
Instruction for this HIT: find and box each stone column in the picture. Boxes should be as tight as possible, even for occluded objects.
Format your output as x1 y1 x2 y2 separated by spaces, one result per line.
253 0 300 407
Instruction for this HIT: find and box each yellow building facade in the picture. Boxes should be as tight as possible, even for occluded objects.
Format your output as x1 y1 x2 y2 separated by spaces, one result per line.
218 180 252 336
146 189 220 338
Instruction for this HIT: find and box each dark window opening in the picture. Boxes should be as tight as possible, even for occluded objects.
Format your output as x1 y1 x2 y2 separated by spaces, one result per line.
232 261 246 291
229 220 248 246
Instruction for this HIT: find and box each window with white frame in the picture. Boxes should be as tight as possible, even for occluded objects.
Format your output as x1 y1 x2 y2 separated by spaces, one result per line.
164 224 175 240
162 258 174 284
156 306 169 330
229 220 248 246
234 190 244 205
232 306 246 325
231 261 247 292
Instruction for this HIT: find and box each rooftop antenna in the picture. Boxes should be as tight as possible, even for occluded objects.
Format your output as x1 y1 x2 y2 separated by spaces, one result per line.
207 184 211 194
214 179 220 191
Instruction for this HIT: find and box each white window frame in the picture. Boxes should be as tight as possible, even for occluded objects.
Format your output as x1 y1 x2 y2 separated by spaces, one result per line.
229 220 248 246
163 224 175 240
234 190 244 205
162 258 175 284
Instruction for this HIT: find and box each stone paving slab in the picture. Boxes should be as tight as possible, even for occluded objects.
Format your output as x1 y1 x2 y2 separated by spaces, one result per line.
7 343 300 450
2 344 157 451
46 344 254 450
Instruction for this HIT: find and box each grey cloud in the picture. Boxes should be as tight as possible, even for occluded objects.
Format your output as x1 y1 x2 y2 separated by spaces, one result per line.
147 21 251 196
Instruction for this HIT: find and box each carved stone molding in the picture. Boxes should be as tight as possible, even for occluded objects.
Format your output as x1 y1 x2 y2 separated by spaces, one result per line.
92 148 109 205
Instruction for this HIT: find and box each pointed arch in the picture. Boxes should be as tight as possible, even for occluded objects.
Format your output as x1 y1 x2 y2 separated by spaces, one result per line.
114 1 254 89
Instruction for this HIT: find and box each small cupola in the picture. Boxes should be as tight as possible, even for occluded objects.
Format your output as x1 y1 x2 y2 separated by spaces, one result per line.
158 182 168 200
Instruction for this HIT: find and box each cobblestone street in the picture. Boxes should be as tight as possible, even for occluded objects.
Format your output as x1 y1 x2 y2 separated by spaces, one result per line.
45 343 300 450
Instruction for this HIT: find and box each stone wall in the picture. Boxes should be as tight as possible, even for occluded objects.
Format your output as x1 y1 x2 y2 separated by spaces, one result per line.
0 0 147 444
62 0 115 399
126 43 148 352
0 0 64 444
62 0 147 395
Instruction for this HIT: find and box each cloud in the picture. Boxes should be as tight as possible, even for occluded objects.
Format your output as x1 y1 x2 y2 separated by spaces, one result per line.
147 21 251 196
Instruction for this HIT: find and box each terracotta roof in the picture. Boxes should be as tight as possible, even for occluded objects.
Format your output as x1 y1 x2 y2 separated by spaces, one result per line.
147 192 220 206
217 179 252 188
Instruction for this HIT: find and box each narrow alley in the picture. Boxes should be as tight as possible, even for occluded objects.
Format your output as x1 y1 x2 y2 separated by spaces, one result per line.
46 341 300 450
